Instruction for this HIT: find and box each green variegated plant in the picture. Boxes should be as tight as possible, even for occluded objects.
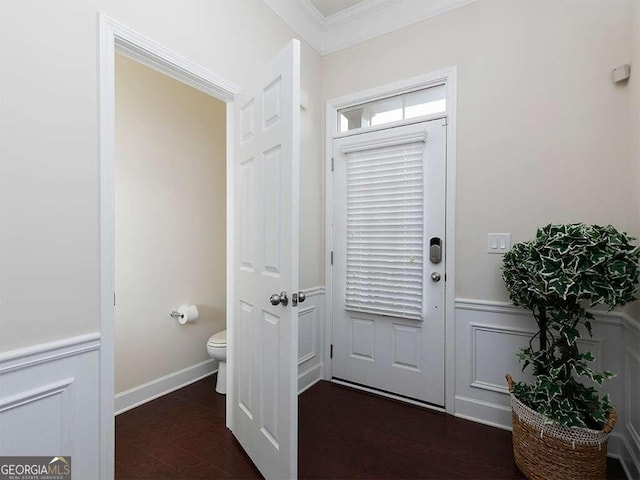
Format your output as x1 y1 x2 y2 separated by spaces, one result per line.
502 224 640 429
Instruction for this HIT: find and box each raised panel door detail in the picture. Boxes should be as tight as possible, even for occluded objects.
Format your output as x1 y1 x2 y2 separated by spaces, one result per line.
262 146 282 276
392 324 421 372
260 311 280 449
232 39 299 480
351 318 375 361
332 120 446 406
238 301 254 420
263 76 282 130
240 158 255 271
240 99 255 144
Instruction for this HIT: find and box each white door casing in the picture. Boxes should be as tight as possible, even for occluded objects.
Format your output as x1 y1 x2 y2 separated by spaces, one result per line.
99 14 242 479
232 39 300 480
331 120 446 406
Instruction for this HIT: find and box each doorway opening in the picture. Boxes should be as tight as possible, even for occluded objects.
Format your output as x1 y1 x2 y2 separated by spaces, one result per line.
113 52 227 412
324 70 458 413
100 16 302 480
99 15 240 479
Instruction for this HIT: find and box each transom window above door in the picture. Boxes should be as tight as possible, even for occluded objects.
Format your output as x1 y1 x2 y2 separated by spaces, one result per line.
338 84 446 133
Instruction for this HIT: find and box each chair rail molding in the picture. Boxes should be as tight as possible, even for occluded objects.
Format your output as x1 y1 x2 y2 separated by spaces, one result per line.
0 333 100 374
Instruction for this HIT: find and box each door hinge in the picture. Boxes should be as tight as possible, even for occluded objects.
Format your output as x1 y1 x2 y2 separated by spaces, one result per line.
330 344 333 359
114 292 116 306
330 251 333 265
442 118 449 127
331 157 334 172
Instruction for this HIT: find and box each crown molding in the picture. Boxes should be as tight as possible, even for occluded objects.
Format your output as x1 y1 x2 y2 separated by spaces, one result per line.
261 0 479 55
261 0 324 51
322 0 401 30
297 0 327 28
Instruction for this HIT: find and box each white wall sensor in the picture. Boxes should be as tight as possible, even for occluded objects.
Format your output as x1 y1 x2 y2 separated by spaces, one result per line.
611 64 631 84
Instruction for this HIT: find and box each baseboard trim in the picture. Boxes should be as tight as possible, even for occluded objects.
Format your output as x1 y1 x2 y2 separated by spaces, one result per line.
298 363 323 394
115 359 218 415
455 396 630 462
618 431 640 480
454 395 512 430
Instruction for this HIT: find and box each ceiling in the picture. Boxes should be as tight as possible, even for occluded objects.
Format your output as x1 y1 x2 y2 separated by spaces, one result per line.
308 0 365 17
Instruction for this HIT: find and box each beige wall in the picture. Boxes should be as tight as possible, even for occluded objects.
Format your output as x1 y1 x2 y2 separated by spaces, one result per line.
0 0 634 352
299 49 325 290
114 55 225 393
0 0 323 352
323 0 631 302
630 0 640 238
628 0 640 320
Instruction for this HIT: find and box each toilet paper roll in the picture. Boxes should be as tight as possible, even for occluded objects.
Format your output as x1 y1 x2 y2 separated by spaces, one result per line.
177 304 199 325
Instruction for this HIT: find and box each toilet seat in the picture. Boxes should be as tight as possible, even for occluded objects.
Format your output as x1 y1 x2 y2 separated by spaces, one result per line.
207 330 226 347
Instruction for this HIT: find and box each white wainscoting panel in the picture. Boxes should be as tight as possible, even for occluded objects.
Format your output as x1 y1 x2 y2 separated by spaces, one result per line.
454 299 634 467
0 333 101 478
298 287 325 393
621 315 640 479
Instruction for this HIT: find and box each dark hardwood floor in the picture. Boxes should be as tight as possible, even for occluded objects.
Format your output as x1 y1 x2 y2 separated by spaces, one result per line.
116 375 627 479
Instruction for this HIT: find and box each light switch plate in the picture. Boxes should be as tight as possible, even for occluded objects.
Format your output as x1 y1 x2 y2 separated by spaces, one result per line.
487 233 511 254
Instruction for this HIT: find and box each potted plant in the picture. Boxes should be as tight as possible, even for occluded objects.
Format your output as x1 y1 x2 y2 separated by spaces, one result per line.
502 223 640 480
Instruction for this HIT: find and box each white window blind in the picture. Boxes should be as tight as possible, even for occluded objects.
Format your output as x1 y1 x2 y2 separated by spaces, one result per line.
345 138 426 321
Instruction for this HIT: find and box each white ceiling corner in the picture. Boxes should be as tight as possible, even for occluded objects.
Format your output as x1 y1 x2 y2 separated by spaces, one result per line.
261 0 480 55
309 0 366 18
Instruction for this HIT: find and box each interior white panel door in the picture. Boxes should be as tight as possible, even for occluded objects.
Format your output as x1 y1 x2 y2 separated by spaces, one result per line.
232 39 300 480
332 120 446 406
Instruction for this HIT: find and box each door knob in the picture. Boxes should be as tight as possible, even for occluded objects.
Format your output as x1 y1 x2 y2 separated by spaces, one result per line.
292 291 306 306
269 291 289 306
431 272 441 282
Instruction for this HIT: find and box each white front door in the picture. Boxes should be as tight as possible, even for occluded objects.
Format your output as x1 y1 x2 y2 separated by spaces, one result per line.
232 39 300 480
332 120 446 406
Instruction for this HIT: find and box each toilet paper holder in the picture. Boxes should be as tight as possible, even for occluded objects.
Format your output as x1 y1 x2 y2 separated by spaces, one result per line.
170 304 199 324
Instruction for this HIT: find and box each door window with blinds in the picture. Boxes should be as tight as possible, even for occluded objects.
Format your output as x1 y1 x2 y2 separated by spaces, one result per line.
344 134 427 321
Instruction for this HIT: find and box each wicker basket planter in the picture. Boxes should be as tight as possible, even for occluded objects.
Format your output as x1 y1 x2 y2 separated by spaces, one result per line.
506 374 617 480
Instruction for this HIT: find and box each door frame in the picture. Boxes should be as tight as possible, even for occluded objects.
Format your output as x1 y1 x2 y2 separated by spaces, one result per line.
98 14 240 479
324 68 458 414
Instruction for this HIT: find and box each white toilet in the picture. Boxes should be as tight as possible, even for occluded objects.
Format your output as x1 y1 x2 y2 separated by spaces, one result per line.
206 330 227 394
